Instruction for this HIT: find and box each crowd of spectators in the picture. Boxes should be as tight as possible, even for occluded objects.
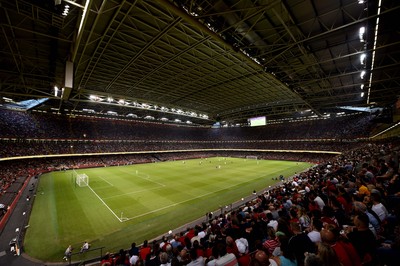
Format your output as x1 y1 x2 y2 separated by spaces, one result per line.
0 109 374 142
0 139 359 158
97 141 400 266
0 109 375 159
1 109 398 266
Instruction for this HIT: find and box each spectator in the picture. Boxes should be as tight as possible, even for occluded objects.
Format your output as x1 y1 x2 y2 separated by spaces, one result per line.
320 225 361 266
129 242 139 257
80 241 90 253
214 242 238 266
187 248 204 266
345 213 377 264
370 192 389 222
316 242 341 266
287 222 315 266
307 219 322 244
140 240 151 261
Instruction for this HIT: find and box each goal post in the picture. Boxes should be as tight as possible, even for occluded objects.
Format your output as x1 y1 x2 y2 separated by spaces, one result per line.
72 170 89 187
245 155 258 160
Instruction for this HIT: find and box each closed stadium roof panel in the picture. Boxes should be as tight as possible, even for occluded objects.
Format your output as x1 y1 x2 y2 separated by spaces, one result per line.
0 0 399 125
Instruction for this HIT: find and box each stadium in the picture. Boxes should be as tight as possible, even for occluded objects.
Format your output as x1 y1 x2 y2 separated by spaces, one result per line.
0 0 400 266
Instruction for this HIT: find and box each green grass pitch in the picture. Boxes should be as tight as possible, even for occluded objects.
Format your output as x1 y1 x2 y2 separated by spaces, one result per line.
23 157 311 261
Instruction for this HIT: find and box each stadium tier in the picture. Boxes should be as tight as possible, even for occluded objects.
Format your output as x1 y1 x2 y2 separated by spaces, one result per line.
0 109 374 141
0 110 376 159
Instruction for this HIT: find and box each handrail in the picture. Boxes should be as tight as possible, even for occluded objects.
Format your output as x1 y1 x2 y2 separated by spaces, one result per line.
67 246 106 265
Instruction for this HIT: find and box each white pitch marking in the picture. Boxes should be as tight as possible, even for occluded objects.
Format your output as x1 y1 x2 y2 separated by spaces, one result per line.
121 180 249 222
98 176 113 186
86 185 121 222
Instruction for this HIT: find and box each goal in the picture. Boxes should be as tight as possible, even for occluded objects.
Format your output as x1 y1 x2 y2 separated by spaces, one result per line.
245 155 258 160
76 174 89 187
73 170 89 187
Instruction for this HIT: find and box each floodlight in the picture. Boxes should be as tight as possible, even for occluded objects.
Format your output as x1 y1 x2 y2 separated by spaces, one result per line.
360 54 366 64
359 27 366 42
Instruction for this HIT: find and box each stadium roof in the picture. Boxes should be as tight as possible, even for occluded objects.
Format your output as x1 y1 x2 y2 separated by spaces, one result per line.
0 0 399 126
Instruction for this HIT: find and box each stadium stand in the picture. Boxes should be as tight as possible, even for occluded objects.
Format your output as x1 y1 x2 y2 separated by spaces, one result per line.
0 110 399 266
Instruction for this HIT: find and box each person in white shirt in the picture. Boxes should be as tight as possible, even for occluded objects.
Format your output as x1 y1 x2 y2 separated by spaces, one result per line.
266 212 278 231
308 191 325 210
215 242 238 266
371 193 388 222
130 255 139 266
307 218 322 244
187 248 205 266
80 241 90 253
63 245 73 261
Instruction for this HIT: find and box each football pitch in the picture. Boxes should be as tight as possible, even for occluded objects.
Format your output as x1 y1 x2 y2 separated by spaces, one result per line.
24 157 311 261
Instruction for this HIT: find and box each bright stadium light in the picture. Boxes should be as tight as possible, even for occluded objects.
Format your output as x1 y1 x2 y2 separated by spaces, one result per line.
360 53 366 64
62 4 70 16
359 26 366 42
89 95 102 101
107 111 117 115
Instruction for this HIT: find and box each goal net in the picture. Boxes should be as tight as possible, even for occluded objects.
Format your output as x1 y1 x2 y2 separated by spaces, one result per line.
245 155 258 160
73 170 89 187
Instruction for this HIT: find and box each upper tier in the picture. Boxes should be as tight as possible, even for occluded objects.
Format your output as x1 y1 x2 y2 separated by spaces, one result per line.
0 109 374 141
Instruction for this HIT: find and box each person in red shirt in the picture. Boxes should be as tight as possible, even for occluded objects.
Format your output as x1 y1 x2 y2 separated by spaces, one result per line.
100 252 114 266
139 240 151 261
320 225 362 266
263 227 280 254
226 236 240 258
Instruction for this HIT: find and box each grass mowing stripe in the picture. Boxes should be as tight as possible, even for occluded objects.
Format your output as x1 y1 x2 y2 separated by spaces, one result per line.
98 176 114 186
118 168 166 187
102 186 165 200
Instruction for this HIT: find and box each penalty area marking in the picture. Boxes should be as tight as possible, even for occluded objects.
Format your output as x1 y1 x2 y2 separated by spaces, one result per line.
86 185 122 222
